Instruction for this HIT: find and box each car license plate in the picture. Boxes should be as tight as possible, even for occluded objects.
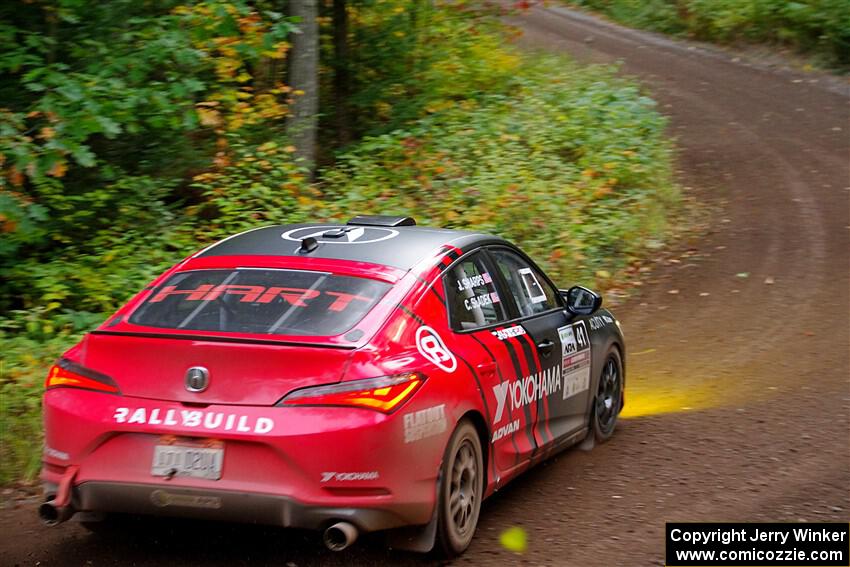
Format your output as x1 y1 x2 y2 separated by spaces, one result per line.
151 437 223 480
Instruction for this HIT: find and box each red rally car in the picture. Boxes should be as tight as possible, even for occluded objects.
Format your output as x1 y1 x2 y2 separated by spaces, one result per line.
40 215 625 556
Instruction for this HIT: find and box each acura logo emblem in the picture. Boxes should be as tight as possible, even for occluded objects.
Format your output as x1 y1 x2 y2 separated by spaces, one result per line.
185 367 209 392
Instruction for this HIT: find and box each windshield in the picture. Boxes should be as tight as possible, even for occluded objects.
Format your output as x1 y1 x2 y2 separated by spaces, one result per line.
130 269 390 337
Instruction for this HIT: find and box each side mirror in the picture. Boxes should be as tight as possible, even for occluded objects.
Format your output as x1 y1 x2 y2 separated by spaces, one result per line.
561 286 603 316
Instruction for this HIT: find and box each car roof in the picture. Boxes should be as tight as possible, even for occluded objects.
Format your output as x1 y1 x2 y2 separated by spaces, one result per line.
196 220 505 271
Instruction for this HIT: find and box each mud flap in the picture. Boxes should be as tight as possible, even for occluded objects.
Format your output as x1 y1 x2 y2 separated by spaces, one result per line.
385 471 441 553
579 433 595 451
385 509 438 553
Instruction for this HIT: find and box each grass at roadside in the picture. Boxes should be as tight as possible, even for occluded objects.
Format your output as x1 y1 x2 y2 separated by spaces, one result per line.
565 0 849 71
0 28 680 486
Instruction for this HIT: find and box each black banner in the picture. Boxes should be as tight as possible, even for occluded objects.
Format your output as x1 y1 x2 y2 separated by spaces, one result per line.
666 523 849 566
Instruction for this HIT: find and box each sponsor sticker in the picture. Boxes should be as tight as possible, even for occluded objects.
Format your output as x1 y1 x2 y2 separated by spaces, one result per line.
113 407 275 434
558 321 591 400
281 225 399 245
518 267 548 304
492 419 520 443
403 404 447 443
588 314 614 330
149 284 370 314
150 490 221 509
492 325 526 341
44 446 69 461
416 326 457 373
321 471 380 482
492 365 562 424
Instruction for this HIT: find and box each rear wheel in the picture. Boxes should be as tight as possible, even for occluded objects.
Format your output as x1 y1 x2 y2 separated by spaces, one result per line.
592 348 623 442
435 420 483 557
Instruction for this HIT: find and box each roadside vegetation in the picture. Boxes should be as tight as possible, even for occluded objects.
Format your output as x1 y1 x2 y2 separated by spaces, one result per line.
568 0 850 70
0 0 678 483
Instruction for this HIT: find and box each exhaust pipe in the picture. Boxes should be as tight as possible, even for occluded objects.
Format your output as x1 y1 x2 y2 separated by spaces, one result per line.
323 521 358 551
38 499 75 526
39 465 79 527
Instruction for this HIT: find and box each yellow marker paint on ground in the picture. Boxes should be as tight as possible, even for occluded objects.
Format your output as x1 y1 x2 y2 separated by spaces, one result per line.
499 526 528 553
620 381 725 419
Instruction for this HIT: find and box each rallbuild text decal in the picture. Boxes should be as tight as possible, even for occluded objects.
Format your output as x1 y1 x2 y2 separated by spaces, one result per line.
113 407 275 434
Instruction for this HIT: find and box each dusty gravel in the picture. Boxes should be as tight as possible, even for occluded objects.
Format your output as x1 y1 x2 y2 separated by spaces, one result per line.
1 6 848 567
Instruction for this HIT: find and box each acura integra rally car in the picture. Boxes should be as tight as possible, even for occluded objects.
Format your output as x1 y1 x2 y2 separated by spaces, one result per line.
41 215 625 556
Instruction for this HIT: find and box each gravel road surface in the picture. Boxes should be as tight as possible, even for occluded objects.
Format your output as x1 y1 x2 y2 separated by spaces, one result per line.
2 6 848 566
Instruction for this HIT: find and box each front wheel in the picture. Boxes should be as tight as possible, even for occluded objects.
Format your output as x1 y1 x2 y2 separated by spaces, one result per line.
435 420 483 557
592 347 623 442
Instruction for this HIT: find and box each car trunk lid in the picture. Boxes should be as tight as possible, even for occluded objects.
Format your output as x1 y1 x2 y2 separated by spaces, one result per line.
74 332 353 405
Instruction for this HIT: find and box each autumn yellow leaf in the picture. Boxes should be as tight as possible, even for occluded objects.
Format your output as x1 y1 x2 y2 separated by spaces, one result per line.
8 167 24 186
197 107 222 127
48 160 68 178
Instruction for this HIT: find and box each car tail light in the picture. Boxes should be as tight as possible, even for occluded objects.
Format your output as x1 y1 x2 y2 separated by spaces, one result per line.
279 372 424 413
45 359 120 394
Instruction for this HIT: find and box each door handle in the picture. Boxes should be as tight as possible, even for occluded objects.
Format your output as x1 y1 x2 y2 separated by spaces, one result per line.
476 361 496 377
536 339 556 356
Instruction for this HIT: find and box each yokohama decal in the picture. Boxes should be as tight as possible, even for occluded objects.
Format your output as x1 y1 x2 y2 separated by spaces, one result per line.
491 365 562 424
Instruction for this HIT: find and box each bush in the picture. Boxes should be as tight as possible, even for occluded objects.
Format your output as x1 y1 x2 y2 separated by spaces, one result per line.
569 0 850 69
0 2 680 484
0 315 93 484
321 57 678 284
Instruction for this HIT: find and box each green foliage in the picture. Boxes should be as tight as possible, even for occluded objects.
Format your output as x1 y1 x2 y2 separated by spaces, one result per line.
0 0 296 314
569 0 850 68
1 313 92 484
339 0 522 137
321 58 678 283
0 0 680 483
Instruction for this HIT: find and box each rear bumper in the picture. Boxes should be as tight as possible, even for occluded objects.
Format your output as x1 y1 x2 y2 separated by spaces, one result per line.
49 481 418 532
41 387 455 532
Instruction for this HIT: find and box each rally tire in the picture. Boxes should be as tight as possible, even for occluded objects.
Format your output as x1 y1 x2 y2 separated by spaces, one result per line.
435 420 483 558
592 347 623 443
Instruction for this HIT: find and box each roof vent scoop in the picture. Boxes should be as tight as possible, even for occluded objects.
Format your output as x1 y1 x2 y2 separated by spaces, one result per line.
299 237 319 254
347 215 416 227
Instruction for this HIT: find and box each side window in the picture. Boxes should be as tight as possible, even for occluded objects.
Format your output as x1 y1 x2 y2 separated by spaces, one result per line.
490 249 559 317
444 252 508 330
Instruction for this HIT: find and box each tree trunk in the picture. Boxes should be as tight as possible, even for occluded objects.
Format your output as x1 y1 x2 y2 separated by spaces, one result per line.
287 0 319 170
332 0 350 146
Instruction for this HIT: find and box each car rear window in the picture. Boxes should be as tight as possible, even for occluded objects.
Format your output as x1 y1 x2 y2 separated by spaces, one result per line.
130 269 390 337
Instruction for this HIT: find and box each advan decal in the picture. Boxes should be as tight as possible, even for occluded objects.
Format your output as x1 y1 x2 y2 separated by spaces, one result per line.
558 321 591 399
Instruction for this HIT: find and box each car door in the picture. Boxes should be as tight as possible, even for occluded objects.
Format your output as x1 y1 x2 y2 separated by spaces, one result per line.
442 250 537 480
487 247 590 446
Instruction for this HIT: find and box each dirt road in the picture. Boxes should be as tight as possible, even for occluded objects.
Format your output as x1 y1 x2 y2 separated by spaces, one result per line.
2 6 848 566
